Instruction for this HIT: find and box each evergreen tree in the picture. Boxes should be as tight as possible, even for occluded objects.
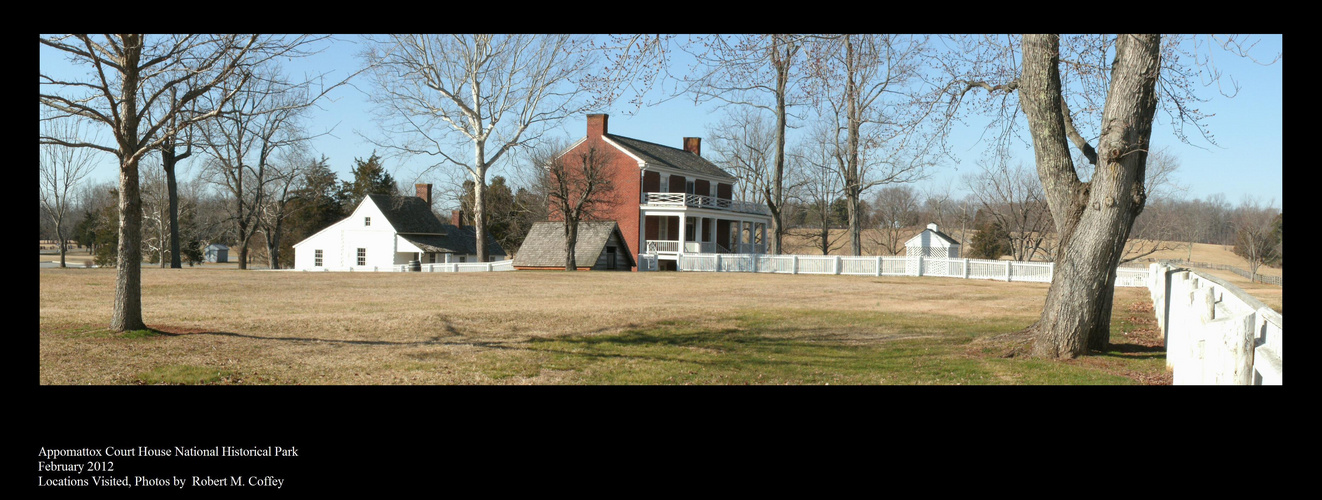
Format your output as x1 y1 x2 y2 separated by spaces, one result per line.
91 200 120 267
284 156 346 265
968 220 1012 260
459 176 521 252
339 152 396 210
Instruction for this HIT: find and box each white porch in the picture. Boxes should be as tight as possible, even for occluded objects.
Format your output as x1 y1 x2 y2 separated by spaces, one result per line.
640 206 769 268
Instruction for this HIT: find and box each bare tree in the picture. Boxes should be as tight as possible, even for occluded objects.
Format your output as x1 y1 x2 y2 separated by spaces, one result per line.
138 156 172 265
920 182 956 234
815 34 942 256
1232 197 1280 282
258 147 318 269
539 144 618 270
683 34 817 255
197 65 317 269
39 116 99 268
792 126 847 255
361 34 596 263
869 185 921 255
706 107 805 220
941 34 1277 357
39 34 279 331
961 160 1052 261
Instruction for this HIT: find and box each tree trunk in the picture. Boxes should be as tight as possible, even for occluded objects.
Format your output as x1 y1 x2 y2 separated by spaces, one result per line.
1020 34 1160 358
163 149 183 269
564 220 578 271
112 157 145 331
844 35 864 257
265 221 283 270
56 224 67 268
236 220 250 270
473 168 488 262
111 35 146 332
770 35 790 255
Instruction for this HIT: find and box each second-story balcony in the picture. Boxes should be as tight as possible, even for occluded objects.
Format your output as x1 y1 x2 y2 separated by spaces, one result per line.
643 192 771 217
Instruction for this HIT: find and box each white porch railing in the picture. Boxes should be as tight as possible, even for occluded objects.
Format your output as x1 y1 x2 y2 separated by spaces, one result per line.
645 240 680 253
669 253 1148 287
647 240 747 255
644 192 772 216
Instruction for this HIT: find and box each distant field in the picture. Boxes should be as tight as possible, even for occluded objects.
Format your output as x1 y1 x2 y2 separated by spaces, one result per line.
40 267 1169 385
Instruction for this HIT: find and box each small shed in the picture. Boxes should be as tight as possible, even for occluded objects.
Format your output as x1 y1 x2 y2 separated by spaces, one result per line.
205 244 230 263
905 223 960 258
514 221 636 271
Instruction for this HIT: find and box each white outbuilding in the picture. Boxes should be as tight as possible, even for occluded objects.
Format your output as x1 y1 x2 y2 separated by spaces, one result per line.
905 223 961 258
292 184 505 270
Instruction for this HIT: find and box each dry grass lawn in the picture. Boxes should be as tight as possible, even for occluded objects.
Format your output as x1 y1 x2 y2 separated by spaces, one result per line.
43 267 1166 385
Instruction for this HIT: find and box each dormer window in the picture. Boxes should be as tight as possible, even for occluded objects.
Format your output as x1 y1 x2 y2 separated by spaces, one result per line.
364 217 371 227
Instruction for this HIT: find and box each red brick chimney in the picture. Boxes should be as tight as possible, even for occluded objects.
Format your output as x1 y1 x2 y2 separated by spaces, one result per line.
683 137 701 157
451 209 463 228
587 113 608 137
415 183 432 207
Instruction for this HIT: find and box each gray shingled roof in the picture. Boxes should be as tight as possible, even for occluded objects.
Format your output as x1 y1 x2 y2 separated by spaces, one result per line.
605 134 736 181
398 226 504 256
368 194 505 256
513 221 634 268
367 194 448 234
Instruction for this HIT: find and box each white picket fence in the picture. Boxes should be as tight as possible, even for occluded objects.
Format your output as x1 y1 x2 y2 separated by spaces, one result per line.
299 260 516 273
1146 262 1282 385
668 253 1147 287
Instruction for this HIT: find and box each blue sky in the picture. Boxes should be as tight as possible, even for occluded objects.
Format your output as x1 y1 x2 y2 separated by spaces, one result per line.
43 34 1283 210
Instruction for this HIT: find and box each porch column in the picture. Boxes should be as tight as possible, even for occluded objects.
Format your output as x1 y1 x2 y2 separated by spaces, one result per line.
708 218 717 250
759 222 766 253
661 173 671 193
732 219 742 253
695 216 704 250
678 212 687 254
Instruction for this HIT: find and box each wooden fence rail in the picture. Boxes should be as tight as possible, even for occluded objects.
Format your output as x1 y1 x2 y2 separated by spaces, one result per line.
1146 262 1282 385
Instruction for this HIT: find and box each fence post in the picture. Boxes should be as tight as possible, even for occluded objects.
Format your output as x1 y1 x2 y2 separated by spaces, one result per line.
715 254 721 272
1216 311 1257 385
834 255 841 275
916 256 923 277
875 256 882 277
751 254 758 273
1006 261 1012 282
487 262 493 272
792 255 799 275
964 258 970 279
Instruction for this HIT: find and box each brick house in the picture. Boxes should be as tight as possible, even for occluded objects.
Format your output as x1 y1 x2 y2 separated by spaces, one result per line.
546 113 772 271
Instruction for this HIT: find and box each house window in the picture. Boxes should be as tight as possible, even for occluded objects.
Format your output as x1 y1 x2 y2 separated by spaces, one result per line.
427 253 437 264
357 248 367 266
686 180 695 194
364 216 371 227
458 255 466 263
314 249 323 267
